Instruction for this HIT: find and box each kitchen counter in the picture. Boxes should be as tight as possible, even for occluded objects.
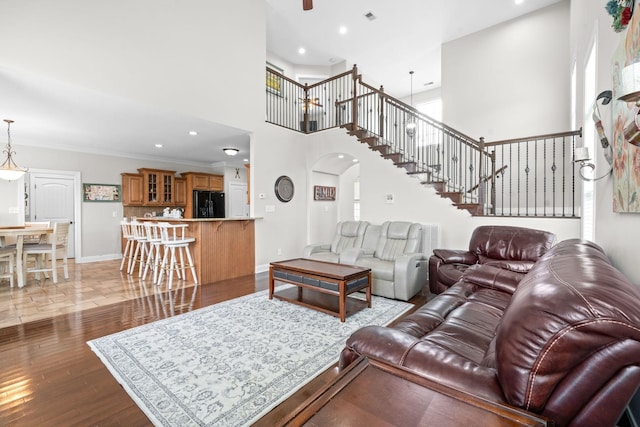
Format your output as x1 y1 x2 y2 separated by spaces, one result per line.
137 217 259 283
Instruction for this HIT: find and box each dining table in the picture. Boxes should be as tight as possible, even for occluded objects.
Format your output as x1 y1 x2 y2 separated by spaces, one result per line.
0 225 53 288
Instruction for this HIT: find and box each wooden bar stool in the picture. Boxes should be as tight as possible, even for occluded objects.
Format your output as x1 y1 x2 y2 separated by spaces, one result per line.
157 222 198 289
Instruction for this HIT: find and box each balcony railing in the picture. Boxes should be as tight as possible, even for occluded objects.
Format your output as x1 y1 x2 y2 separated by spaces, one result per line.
266 65 582 218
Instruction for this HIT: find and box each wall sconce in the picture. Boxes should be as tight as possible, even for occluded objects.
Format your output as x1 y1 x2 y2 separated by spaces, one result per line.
574 146 612 181
619 62 640 147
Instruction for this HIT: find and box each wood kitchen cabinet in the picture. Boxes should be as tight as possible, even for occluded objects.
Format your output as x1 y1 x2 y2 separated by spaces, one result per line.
183 172 224 191
122 168 182 207
121 173 144 206
138 168 176 205
174 178 187 206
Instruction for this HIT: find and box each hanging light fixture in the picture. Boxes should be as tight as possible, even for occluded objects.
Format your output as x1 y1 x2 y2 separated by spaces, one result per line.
0 119 27 181
406 71 416 138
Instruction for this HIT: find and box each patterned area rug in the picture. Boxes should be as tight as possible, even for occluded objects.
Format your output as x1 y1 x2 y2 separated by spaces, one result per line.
87 286 412 426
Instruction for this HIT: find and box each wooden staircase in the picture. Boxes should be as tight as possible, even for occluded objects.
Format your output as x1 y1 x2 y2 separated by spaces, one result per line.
341 123 483 215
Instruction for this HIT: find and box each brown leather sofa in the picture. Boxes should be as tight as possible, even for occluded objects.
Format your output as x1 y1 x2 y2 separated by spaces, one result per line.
428 225 557 294
340 237 640 427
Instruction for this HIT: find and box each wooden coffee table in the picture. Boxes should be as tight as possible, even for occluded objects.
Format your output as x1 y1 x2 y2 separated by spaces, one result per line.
269 258 372 322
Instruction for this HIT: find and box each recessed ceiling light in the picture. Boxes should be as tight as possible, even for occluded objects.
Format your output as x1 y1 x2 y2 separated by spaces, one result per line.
155 144 163 148
338 154 345 159
515 0 524 4
298 47 306 55
243 158 249 162
339 26 347 35
352 159 359 163
188 130 198 136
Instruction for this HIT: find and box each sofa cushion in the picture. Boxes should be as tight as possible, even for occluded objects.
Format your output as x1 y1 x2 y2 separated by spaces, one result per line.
374 221 422 262
469 225 556 262
354 256 394 281
462 263 526 294
330 221 369 254
494 239 640 420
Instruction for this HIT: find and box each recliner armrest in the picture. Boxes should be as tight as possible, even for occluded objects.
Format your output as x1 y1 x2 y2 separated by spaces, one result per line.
394 253 428 301
303 243 331 258
432 249 478 265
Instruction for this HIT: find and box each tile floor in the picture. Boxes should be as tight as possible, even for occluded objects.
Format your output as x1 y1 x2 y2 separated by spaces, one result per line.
0 259 198 328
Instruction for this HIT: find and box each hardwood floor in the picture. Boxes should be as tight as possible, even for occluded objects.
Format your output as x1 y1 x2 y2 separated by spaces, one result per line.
0 259 427 426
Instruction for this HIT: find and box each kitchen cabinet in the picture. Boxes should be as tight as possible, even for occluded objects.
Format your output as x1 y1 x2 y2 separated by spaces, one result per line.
183 172 224 191
138 168 176 205
174 178 187 206
121 173 144 206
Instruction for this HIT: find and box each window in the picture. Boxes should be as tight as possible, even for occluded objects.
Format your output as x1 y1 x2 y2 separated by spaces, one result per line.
416 99 442 147
582 40 596 241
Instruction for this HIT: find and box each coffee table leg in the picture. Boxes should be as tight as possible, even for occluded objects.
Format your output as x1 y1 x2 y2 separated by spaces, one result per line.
269 267 274 299
339 280 346 322
366 272 372 308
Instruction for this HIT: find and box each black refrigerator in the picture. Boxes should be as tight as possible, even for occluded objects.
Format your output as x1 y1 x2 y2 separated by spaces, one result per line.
193 190 225 218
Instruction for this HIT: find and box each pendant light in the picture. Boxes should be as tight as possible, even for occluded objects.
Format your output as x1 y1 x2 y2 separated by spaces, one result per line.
406 71 416 138
0 119 27 181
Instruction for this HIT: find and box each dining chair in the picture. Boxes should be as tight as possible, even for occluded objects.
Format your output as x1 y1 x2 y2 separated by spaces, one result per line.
157 222 198 289
0 246 16 287
22 221 70 284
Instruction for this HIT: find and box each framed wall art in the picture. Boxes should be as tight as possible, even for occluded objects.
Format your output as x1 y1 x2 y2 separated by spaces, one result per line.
266 61 283 96
314 185 336 201
83 183 121 202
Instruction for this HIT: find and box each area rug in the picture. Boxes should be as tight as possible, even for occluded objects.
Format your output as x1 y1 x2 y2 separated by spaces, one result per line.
87 286 412 426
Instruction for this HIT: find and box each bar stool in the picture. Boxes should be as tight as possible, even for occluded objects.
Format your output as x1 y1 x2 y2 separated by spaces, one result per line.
157 222 198 289
142 222 163 283
128 221 149 276
120 220 136 272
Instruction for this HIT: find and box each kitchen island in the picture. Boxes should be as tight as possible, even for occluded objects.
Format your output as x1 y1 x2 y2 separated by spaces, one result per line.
139 218 257 284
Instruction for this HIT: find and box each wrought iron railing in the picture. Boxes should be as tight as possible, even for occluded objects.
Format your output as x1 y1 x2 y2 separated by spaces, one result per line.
265 65 581 217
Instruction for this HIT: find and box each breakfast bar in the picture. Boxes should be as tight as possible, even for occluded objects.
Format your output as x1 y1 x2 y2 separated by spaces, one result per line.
138 218 257 284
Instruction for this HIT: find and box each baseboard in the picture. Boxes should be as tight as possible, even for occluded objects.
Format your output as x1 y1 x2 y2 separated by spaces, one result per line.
255 263 269 274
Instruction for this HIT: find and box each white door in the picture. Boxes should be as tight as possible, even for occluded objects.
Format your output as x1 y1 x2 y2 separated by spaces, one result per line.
229 183 249 218
30 173 76 257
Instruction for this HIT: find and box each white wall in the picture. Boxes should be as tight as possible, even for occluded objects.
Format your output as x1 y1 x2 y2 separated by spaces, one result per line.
570 1 640 283
304 128 580 250
307 172 339 244
0 177 24 227
252 124 309 271
0 0 266 133
442 1 571 141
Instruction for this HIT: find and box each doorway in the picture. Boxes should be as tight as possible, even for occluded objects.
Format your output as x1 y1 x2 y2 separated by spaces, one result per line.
28 169 81 259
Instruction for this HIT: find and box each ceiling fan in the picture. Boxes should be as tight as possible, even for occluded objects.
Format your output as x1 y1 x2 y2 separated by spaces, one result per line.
303 0 313 11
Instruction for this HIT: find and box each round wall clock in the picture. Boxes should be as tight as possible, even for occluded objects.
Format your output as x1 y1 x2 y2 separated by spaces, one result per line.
274 175 294 202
